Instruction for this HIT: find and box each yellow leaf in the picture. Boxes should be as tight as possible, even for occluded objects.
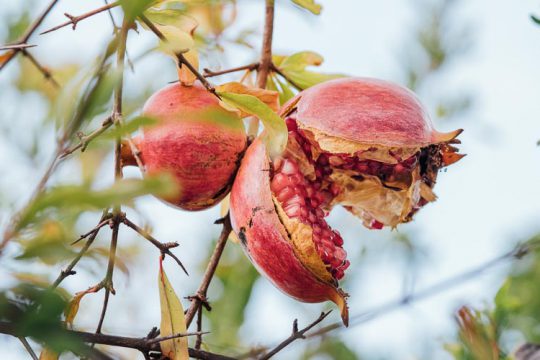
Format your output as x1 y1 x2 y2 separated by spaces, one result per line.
0 51 14 67
64 286 100 328
177 49 199 86
216 82 279 115
291 0 322 15
39 348 59 360
159 259 189 360
64 293 84 328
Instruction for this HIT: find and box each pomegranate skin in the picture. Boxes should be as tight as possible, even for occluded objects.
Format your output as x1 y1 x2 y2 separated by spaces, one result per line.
279 77 464 228
128 83 247 211
283 77 461 148
230 137 349 325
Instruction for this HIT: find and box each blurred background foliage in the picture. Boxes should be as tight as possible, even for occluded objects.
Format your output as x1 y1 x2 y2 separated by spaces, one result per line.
0 0 539 359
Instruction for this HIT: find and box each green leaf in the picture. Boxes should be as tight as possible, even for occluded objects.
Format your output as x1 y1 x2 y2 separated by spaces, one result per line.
531 14 540 25
274 76 296 105
217 91 287 158
16 175 178 233
102 116 158 139
286 70 343 90
291 0 322 15
144 8 197 33
277 51 345 90
158 260 189 360
280 51 323 72
120 0 155 20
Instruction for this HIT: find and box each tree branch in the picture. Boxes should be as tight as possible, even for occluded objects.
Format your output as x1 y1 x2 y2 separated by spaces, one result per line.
95 16 130 336
40 2 120 35
0 44 36 51
0 321 230 360
59 116 114 159
18 337 38 360
203 63 259 78
21 49 59 87
0 0 60 71
271 63 304 91
259 311 331 360
51 211 113 288
184 215 232 327
137 14 218 98
122 216 188 275
248 0 275 137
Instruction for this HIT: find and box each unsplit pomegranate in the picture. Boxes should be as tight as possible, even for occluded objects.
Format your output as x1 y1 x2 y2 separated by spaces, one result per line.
122 83 247 210
229 77 463 324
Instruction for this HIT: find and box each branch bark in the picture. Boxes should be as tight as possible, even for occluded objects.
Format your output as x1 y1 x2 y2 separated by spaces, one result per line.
40 2 120 35
0 321 232 360
248 0 275 137
0 0 60 71
259 311 331 360
184 215 232 327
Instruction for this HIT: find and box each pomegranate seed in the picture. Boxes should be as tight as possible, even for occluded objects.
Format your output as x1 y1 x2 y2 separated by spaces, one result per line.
276 186 295 202
271 173 290 192
281 159 299 175
285 118 298 131
370 220 384 229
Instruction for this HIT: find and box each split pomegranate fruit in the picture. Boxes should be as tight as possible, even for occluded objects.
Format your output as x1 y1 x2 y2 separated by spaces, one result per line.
229 77 464 325
121 83 247 210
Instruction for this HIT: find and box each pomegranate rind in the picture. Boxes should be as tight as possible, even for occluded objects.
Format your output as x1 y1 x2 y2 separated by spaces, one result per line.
230 138 349 325
282 77 462 149
138 83 247 211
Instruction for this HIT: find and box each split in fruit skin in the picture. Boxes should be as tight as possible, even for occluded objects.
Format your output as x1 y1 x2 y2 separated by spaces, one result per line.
230 78 463 326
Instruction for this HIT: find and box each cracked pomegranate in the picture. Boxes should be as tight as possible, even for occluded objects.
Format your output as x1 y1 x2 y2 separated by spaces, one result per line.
280 77 464 229
122 83 247 211
230 78 463 324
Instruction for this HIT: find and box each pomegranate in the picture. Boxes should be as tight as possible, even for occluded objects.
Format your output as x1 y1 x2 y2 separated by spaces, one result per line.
122 83 247 210
229 77 463 323
279 77 464 229
230 137 349 325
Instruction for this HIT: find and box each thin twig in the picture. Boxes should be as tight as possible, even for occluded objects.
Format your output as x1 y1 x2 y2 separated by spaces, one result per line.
51 211 112 288
146 331 209 345
59 116 114 159
137 14 218 97
271 63 304 91
21 49 59 87
184 215 232 327
0 44 36 51
0 0 60 71
195 307 203 350
122 216 188 275
40 1 120 35
18 337 38 360
203 63 259 78
248 0 275 137
260 311 331 360
95 16 130 336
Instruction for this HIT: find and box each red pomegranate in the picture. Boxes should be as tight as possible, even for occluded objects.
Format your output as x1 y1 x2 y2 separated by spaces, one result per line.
122 83 247 211
229 77 463 324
